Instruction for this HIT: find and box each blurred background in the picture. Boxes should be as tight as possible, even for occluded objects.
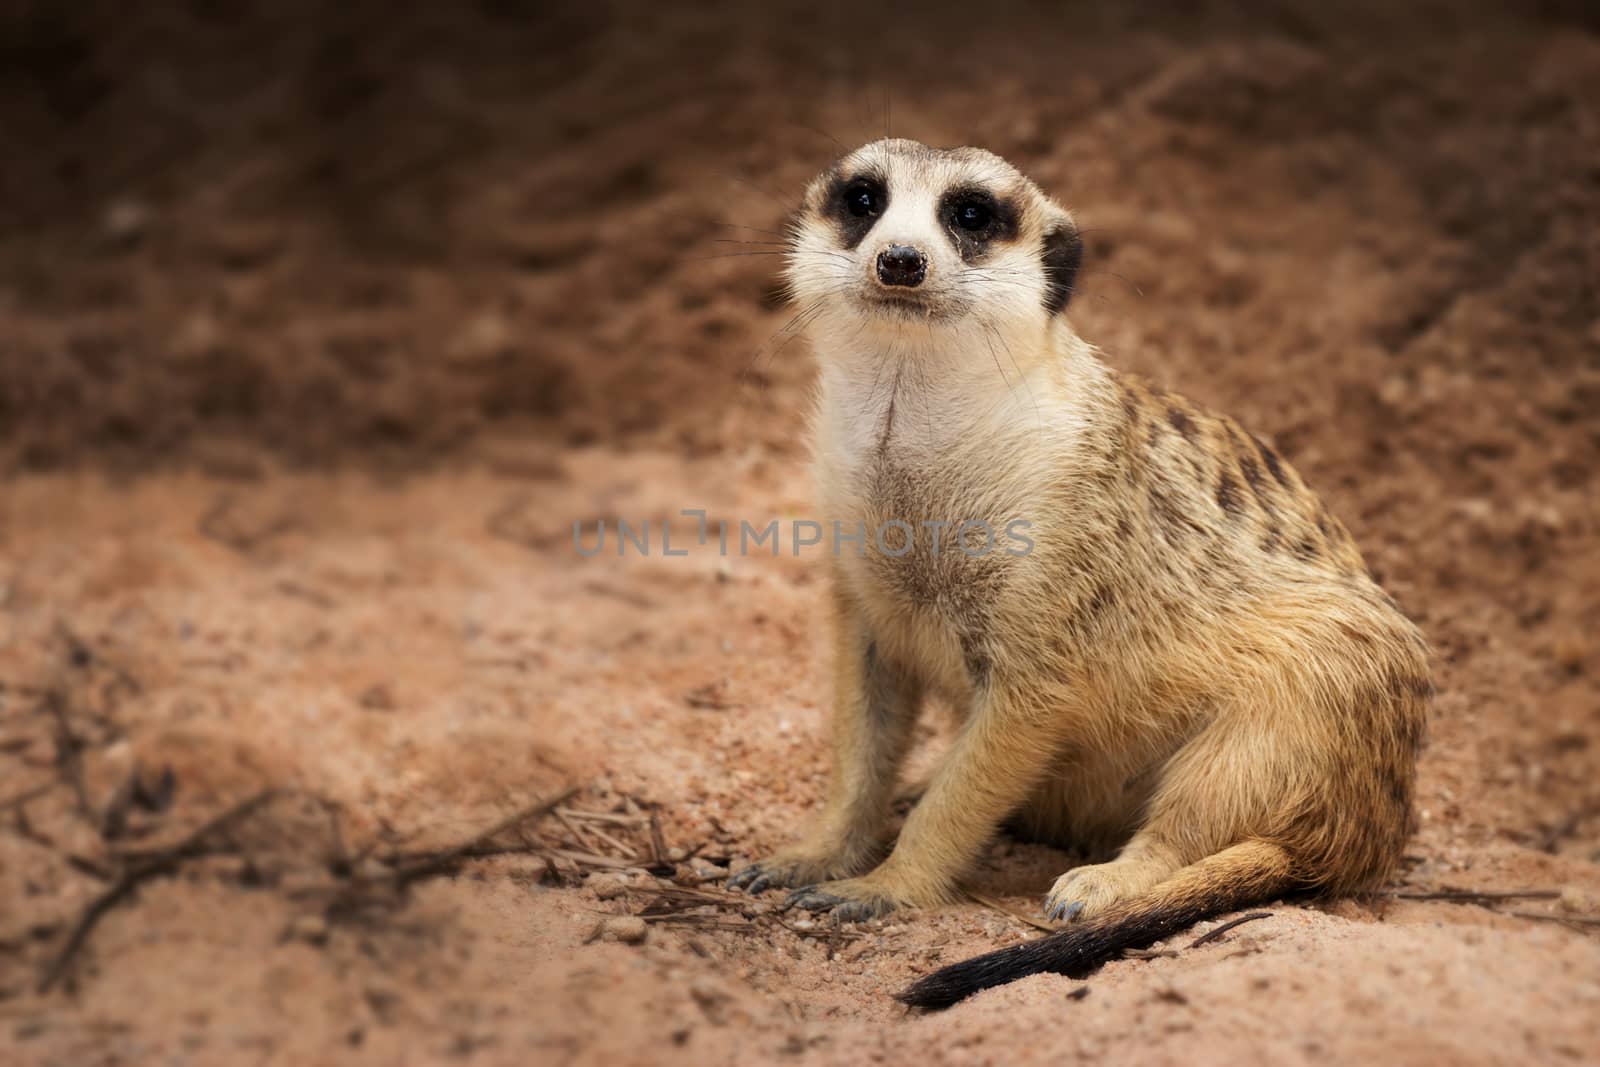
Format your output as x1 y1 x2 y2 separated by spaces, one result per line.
5 0 1593 474
1 1 1597 1064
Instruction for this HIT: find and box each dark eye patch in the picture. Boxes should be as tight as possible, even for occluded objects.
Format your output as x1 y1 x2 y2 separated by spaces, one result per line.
937 185 1018 262
822 171 888 249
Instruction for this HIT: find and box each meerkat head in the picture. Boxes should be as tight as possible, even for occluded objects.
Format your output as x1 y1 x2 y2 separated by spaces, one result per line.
785 139 1083 345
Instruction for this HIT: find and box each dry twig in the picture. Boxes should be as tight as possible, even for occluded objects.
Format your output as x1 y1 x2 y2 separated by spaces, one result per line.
1507 911 1600 931
963 890 1056 934
1123 947 1181 960
1189 911 1273 948
1389 888 1561 903
648 809 669 868
558 807 647 827
1386 886 1600 935
38 789 276 993
41 690 93 820
388 786 579 885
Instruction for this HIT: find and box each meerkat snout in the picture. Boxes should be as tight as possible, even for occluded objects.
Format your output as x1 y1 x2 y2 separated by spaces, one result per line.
876 244 927 287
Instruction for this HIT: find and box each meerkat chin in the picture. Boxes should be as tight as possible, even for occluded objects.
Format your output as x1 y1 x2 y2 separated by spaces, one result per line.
725 138 1430 1009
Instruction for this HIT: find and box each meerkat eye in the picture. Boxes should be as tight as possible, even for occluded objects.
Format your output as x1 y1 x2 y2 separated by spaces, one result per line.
952 199 992 231
844 181 883 218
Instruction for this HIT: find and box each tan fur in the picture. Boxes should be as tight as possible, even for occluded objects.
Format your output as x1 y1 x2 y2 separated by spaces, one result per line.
729 140 1430 935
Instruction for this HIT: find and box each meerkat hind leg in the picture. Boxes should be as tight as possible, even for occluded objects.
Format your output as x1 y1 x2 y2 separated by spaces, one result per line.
1043 706 1299 922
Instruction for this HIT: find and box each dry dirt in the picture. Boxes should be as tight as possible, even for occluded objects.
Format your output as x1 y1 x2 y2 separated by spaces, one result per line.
2 3 1600 1065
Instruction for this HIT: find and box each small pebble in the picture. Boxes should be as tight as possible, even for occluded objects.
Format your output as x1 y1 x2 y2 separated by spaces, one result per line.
690 858 728 879
589 873 629 900
290 914 329 945
604 916 648 943
1559 886 1597 913
356 859 391 882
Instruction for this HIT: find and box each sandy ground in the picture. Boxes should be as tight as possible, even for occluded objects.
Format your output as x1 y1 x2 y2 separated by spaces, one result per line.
3 2 1600 1065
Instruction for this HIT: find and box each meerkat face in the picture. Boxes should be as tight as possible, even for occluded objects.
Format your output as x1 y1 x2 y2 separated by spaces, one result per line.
785 139 1082 340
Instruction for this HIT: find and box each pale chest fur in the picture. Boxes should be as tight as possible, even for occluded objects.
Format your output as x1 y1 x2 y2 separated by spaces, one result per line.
810 353 1085 658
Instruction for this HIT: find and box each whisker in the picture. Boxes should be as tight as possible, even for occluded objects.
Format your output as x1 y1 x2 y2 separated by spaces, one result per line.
712 221 789 238
978 318 1021 413
984 315 1042 433
748 284 855 365
788 120 847 157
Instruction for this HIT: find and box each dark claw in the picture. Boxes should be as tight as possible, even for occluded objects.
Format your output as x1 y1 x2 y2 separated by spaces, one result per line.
1066 901 1084 921
785 888 889 923
1047 902 1067 922
726 865 763 892
785 888 842 913
832 900 878 923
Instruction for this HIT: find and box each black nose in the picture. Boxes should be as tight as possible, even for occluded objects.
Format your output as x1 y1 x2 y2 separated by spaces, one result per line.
876 245 927 288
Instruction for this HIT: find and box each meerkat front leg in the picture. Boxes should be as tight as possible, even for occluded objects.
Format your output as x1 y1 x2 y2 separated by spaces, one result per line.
728 592 922 893
787 672 1066 921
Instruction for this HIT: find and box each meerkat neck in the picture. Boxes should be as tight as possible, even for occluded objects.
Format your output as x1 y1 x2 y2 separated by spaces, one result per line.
810 319 1103 458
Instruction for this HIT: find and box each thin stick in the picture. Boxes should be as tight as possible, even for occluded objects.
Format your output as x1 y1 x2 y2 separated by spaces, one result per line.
552 807 603 853
1190 911 1273 948
38 789 275 993
639 914 750 931
550 804 630 858
390 786 578 884
964 890 1056 934
1506 911 1600 930
558 807 648 827
42 691 92 820
1389 889 1561 903
771 914 864 944
540 847 634 869
580 824 639 861
648 810 668 867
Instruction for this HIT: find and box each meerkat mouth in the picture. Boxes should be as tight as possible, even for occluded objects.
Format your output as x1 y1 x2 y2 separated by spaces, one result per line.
857 288 946 319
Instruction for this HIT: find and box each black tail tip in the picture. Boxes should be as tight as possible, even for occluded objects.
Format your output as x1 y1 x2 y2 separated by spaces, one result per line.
891 932 1062 1009
894 950 1021 1011
894 975 968 1011
890 912 1136 1009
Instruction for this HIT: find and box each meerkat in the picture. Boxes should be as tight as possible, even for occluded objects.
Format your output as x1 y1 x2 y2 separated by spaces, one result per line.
724 139 1430 1007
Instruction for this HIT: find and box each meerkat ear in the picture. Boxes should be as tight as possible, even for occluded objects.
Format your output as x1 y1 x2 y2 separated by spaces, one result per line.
1041 222 1083 315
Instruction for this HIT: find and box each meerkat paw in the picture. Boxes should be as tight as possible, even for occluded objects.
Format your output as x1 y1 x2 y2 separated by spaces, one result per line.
727 846 875 895
783 877 907 923
1044 859 1169 923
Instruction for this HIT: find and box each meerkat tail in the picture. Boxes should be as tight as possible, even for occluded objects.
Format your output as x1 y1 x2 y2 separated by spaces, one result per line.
896 839 1295 1010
